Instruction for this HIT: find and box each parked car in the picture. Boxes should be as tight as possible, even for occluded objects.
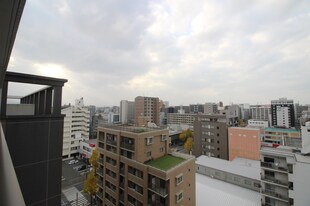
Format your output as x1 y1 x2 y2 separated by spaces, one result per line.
68 159 78 165
78 165 87 171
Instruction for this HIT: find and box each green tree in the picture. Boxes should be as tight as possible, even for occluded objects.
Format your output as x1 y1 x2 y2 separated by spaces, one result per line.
179 129 194 153
84 170 98 206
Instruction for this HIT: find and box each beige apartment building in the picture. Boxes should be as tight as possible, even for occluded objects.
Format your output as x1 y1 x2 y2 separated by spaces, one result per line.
96 125 196 206
135 96 160 126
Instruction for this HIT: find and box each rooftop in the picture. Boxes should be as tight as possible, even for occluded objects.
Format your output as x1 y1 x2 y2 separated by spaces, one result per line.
196 173 260 206
196 156 260 180
265 127 299 133
101 125 167 133
147 154 185 171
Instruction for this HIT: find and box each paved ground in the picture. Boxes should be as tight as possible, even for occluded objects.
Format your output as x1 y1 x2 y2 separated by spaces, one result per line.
61 159 91 205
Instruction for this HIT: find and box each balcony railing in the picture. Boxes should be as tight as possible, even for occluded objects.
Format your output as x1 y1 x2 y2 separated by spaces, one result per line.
97 168 103 176
98 158 104 164
148 183 168 197
97 179 103 187
261 162 288 172
261 189 289 202
107 139 117 146
120 142 134 151
148 200 166 206
97 192 103 199
261 175 288 187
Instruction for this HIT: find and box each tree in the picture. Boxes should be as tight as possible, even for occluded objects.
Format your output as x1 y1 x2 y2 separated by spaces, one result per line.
84 170 98 206
184 137 193 153
84 148 99 206
89 148 99 172
179 129 194 154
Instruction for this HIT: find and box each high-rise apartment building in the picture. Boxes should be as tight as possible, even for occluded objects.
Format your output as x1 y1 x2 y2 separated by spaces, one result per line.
204 103 218 114
62 98 90 158
271 98 295 128
96 126 196 206
134 96 160 126
193 114 228 159
189 104 204 113
250 105 271 120
120 100 135 124
228 127 261 161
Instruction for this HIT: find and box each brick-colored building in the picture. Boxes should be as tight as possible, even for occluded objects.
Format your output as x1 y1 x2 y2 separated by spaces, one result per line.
96 125 196 206
228 127 261 161
134 96 160 126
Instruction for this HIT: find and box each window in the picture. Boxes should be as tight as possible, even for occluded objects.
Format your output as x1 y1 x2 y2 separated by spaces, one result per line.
253 183 260 188
161 135 167 141
160 147 164 152
176 191 183 203
145 137 153 145
146 151 152 157
176 174 183 185
244 180 251 185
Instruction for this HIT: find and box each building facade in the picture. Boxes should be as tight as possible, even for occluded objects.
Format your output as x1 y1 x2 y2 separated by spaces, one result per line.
228 127 261 161
120 100 135 124
189 104 204 113
167 113 196 125
271 98 295 128
204 103 218 115
248 119 269 128
250 104 271 121
134 96 160 126
62 98 90 158
261 127 301 148
260 146 310 206
193 114 228 160
96 126 196 206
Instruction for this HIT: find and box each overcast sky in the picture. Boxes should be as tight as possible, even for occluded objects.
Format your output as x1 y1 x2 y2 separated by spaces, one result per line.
8 0 310 107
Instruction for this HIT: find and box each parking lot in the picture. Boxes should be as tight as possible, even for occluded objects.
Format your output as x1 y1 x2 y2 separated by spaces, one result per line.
62 159 90 190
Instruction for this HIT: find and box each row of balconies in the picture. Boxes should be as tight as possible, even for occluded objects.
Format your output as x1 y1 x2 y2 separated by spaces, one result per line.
261 175 288 187
261 189 289 202
261 162 288 173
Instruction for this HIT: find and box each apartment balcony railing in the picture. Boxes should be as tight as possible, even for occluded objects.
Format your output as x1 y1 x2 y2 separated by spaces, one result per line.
120 167 125 175
98 157 104 164
148 200 166 206
97 179 103 187
148 183 168 197
261 175 288 187
261 162 288 172
261 189 289 202
107 139 117 146
97 168 103 176
97 192 103 199
120 142 135 151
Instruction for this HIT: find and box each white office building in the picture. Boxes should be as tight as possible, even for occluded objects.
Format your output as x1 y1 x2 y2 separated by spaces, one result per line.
62 98 90 158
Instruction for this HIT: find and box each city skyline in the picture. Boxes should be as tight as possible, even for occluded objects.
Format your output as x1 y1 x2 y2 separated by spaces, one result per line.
7 0 310 106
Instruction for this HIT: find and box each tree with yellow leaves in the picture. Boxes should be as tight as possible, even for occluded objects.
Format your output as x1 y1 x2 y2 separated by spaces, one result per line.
89 148 99 173
84 170 98 206
84 148 99 205
179 129 194 154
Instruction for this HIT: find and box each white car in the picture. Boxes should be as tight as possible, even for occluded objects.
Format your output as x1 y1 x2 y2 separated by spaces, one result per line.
68 160 76 165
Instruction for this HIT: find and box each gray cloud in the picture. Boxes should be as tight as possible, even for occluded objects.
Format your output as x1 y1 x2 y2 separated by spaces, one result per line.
8 0 310 106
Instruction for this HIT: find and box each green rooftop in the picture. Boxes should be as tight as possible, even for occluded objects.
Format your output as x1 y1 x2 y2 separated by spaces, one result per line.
147 155 185 171
265 127 299 133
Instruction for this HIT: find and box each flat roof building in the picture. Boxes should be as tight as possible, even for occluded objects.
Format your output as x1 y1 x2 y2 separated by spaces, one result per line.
228 127 261 161
96 125 196 206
